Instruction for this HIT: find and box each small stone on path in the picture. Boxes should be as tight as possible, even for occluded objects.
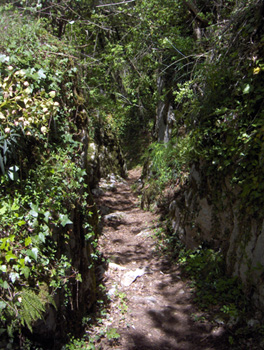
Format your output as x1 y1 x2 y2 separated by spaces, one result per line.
121 267 145 287
108 262 126 271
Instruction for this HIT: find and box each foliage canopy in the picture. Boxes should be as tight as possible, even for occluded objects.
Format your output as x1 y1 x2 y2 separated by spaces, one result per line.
0 0 264 347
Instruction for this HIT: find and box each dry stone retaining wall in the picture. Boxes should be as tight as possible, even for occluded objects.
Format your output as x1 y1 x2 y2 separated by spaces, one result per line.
168 164 264 313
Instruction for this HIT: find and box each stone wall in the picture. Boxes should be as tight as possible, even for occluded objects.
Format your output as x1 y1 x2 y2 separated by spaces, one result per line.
168 163 264 313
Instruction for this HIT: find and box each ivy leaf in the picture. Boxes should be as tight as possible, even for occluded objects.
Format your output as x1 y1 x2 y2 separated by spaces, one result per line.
31 248 38 261
9 272 19 283
0 279 9 289
38 232 45 243
59 214 73 227
44 211 51 223
29 203 39 218
0 265 7 272
25 237 32 247
29 209 38 218
5 252 17 262
27 248 38 261
25 256 31 264
21 267 30 279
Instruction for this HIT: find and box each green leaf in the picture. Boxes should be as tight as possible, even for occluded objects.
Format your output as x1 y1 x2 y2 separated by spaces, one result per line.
76 273 82 282
0 301 7 310
30 247 38 261
44 211 51 223
38 232 45 243
5 252 17 262
0 265 7 272
29 210 38 218
11 201 19 211
25 237 32 247
18 258 25 268
0 206 7 215
9 272 19 283
2 280 9 289
21 266 30 279
18 220 26 227
29 203 39 218
243 84 250 94
59 214 73 227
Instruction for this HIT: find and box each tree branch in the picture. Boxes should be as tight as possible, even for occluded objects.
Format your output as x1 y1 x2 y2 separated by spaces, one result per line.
183 1 209 26
96 0 136 8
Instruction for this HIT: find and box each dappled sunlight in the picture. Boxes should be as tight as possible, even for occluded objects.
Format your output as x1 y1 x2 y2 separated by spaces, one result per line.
95 170 228 349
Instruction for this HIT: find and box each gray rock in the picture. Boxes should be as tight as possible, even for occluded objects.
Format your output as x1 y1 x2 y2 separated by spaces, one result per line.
121 268 145 287
91 187 105 197
107 284 118 298
131 295 158 305
108 262 126 271
104 211 126 222
136 229 152 237
99 205 111 215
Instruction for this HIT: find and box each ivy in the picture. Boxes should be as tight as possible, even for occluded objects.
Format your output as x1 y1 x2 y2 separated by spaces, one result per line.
0 8 98 345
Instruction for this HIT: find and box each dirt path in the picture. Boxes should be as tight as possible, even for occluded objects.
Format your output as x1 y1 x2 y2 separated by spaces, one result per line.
93 169 228 350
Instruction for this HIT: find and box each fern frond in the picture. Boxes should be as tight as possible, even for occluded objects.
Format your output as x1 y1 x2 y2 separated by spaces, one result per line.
19 289 48 332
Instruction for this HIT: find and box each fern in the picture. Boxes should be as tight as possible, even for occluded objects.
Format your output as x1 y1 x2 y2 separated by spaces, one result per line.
19 289 51 332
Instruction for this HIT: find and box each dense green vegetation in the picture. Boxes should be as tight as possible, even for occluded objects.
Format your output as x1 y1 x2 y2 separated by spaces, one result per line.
0 0 263 348
141 1 264 217
0 8 99 349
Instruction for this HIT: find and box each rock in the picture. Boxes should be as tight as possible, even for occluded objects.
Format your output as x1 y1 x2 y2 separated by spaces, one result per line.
108 262 126 271
108 284 118 298
131 295 157 304
99 179 117 192
104 212 126 222
109 174 117 183
91 187 105 197
145 296 158 304
136 229 152 237
121 268 145 287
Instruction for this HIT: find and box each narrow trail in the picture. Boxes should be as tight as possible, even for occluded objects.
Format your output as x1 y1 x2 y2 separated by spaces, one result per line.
93 169 228 350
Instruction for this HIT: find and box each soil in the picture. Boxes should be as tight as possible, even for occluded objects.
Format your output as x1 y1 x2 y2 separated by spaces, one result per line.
91 169 229 350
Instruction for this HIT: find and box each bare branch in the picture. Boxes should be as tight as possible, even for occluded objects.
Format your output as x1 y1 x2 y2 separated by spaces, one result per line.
96 0 136 8
42 51 79 60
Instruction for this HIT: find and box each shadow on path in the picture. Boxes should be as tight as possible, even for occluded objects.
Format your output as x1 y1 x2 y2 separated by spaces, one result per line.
95 169 229 350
